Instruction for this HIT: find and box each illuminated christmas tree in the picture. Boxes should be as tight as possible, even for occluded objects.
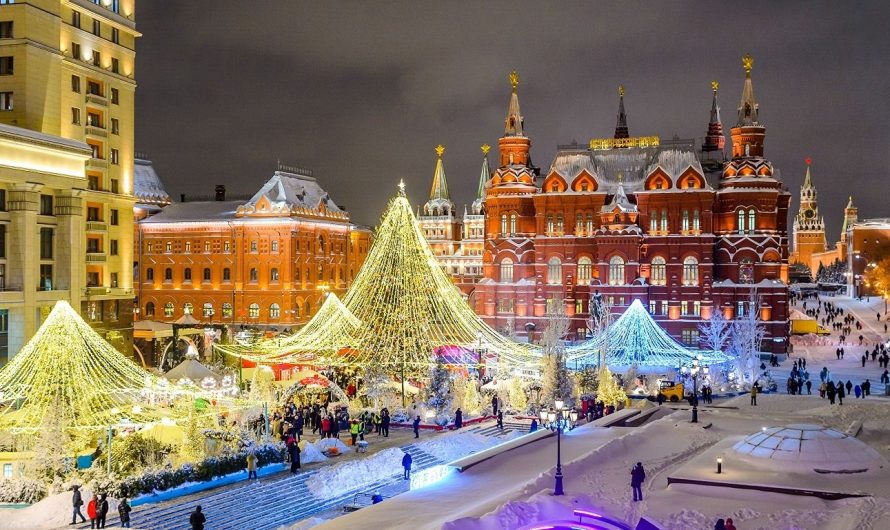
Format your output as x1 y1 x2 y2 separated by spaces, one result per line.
595 366 627 407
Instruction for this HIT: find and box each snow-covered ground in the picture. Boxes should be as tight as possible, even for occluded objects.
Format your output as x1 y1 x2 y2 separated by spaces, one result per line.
306 447 405 500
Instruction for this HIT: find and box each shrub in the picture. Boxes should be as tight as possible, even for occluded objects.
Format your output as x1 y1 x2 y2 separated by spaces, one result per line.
0 477 47 504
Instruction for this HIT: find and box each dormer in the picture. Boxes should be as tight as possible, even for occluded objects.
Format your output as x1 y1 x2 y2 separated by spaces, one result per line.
644 168 672 191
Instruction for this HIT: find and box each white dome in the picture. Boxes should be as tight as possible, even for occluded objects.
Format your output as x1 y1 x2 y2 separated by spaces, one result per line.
732 424 882 471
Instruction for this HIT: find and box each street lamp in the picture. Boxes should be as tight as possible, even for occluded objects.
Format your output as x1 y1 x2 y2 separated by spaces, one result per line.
539 400 578 496
681 355 709 423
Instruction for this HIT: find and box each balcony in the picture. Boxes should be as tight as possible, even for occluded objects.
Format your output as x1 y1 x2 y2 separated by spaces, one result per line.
85 125 107 138
86 252 106 263
86 221 107 232
86 93 108 107
87 158 108 169
85 286 110 296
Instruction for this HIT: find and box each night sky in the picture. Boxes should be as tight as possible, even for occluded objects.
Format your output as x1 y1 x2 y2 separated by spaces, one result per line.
136 1 890 238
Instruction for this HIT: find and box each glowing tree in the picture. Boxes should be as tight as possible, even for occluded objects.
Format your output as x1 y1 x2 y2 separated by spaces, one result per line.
595 366 627 407
508 377 528 412
426 360 453 418
730 292 766 384
540 298 574 407
461 377 482 415
699 310 731 357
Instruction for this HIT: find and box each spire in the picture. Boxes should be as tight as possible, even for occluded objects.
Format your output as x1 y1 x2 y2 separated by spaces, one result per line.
428 144 450 201
703 80 726 152
802 157 813 189
846 195 854 209
614 85 629 139
504 70 524 136
472 144 491 215
736 54 759 127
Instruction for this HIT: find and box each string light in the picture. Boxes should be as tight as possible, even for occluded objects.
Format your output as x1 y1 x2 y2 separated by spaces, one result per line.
567 299 730 367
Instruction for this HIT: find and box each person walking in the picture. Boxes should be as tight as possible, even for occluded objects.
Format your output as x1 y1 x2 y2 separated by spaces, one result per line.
750 384 758 406
246 448 258 479
87 494 98 529
630 462 646 502
97 494 109 529
805 379 812 395
837 382 845 405
289 439 301 473
492 395 499 417
530 418 538 432
350 419 360 446
855 384 862 399
412 415 421 439
845 380 853 395
714 519 726 530
117 497 132 528
381 409 390 437
402 452 413 480
70 485 87 525
725 517 737 530
190 505 206 530
497 410 504 430
454 408 463 429
863 379 871 397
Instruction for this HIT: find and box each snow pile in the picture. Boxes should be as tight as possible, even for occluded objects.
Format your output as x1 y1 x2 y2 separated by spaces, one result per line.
315 437 351 454
298 440 329 464
306 447 405 500
279 516 328 529
0 488 116 530
417 431 522 463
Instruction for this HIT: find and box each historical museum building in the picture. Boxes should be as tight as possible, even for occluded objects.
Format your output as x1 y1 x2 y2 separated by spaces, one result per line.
475 59 792 353
136 164 371 328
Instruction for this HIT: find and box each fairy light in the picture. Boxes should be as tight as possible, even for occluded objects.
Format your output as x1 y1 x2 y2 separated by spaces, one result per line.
219 185 539 373
567 299 730 367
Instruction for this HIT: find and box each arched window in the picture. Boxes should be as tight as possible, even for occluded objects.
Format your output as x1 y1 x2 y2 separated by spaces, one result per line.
500 258 514 283
738 209 745 234
222 303 233 318
270 303 280 319
609 256 625 286
145 302 155 317
223 268 231 281
202 302 214 318
184 268 192 281
501 214 508 235
271 268 279 282
660 209 668 233
203 268 211 281
294 267 300 281
575 213 583 235
249 303 260 319
577 256 593 283
318 235 325 253
164 268 172 281
304 300 311 316
682 210 690 232
250 268 258 282
509 214 517 235
747 208 756 234
164 302 174 317
146 268 154 281
317 263 324 280
693 209 700 232
650 256 666 286
683 256 699 286
739 258 754 284
183 302 193 315
547 257 562 285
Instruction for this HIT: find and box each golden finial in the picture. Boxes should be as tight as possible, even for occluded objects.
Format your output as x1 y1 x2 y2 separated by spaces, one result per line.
711 80 719 92
617 171 624 183
397 179 406 196
742 54 754 75
509 70 520 91
481 144 491 155
618 85 625 97
435 144 445 157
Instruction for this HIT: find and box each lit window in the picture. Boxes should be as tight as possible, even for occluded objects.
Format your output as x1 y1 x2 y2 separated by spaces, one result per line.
183 302 193 315
250 268 258 282
738 210 745 234
222 303 233 318
271 240 279 252
249 303 260 319
681 301 689 315
693 210 700 232
660 209 668 233
510 214 517 235
650 256 666 286
185 241 191 253
577 256 592 283
608 255 625 286
250 240 257 252
739 258 754 284
682 329 700 346
271 268 279 282
547 257 562 284
164 302 174 317
204 241 210 253
501 214 507 235
748 209 756 234
693 301 701 316
270 303 280 319
682 256 699 286
682 210 689 232
500 258 514 283
202 303 214 318
649 300 656 314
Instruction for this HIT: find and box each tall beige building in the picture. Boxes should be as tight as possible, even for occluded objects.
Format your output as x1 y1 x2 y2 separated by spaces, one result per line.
0 0 138 359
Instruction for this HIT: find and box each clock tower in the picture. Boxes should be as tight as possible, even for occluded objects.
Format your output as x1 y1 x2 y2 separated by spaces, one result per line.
791 159 828 270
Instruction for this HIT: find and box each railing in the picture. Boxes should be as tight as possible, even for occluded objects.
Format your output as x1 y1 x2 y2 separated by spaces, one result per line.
86 93 108 107
86 221 107 232
85 125 107 138
86 252 106 263
87 158 108 169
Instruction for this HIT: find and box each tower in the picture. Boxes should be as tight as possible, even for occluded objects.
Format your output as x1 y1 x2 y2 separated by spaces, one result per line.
471 144 491 216
702 81 726 152
838 195 858 260
418 145 458 260
614 85 629 139
730 54 765 158
791 159 827 268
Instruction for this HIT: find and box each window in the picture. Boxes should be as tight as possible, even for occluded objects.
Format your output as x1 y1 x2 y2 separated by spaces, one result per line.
86 271 99 287
203 241 210 253
183 302 193 315
203 303 214 318
203 268 211 281
693 301 701 316
577 256 592 283
86 238 100 253
72 42 81 61
249 303 260 319
164 268 172 281
111 57 119 74
110 149 119 165
650 256 666 286
164 302 174 317
165 241 172 253
0 56 11 75
0 21 12 39
39 264 52 290
109 239 118 256
270 303 280 319
546 214 553 234
649 300 656 314
693 210 700 232
660 209 668 233
682 329 700 346
184 241 191 253
72 11 80 28
72 107 83 125
586 214 593 234
649 215 657 233
223 240 230 252
318 235 325 252
110 88 119 104
92 19 100 35
0 91 11 110
146 267 153 281
747 209 756 234
145 302 155 317
510 214 517 235
89 142 101 159
682 256 699 286
92 50 100 67
271 268 279 282
547 257 562 284
0 189 5 211
737 209 745 234
0 224 5 259
739 258 754 283
271 240 278 252
223 268 231 281
556 214 564 234
575 299 584 314
222 303 233 318
110 209 118 225
111 27 119 44
500 258 513 283
608 255 625 285
111 118 119 134
88 175 99 190
546 297 561 313
39 228 53 259
184 268 192 281
497 298 514 313
736 301 746 317
86 206 100 221
39 194 53 215
500 214 507 235
681 301 689 315
250 268 258 282
250 240 257 252
682 210 689 232
87 80 101 96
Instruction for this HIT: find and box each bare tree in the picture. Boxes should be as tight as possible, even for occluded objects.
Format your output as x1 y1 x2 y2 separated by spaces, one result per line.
730 291 766 385
699 309 731 356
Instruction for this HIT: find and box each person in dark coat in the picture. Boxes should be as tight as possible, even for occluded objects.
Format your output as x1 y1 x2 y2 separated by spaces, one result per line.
190 505 206 530
97 494 109 528
492 395 499 416
118 497 132 528
862 379 871 396
530 418 538 432
71 485 87 525
714 519 726 530
845 380 853 394
412 415 421 438
381 409 390 437
402 452 413 480
630 462 646 501
837 382 845 405
289 440 301 473
497 410 504 430
454 408 463 429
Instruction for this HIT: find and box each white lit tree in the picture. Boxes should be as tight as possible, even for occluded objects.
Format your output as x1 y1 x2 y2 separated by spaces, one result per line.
730 292 767 385
540 296 574 407
360 364 390 409
699 309 731 357
426 359 453 418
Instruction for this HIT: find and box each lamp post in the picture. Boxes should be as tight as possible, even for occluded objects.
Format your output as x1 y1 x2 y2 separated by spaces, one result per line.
539 400 578 496
681 354 709 423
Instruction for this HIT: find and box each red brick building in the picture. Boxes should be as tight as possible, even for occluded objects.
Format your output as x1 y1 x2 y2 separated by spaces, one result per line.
136 165 370 329
477 60 791 354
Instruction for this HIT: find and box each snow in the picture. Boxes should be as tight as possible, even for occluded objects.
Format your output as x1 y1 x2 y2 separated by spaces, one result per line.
415 430 522 463
306 447 405 500
0 488 123 530
314 438 351 454
298 440 330 465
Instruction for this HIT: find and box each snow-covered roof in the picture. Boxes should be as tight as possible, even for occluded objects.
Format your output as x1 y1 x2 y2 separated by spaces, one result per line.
732 424 882 471
0 122 91 153
139 200 243 223
134 158 171 206
239 170 343 216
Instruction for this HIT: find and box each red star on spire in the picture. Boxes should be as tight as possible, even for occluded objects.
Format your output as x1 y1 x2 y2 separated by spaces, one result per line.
805 157 812 166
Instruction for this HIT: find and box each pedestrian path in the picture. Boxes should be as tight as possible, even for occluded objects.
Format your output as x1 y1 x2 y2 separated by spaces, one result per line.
75 425 507 530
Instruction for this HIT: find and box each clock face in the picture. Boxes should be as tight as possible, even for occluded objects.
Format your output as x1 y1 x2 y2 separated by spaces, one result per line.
804 209 815 219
